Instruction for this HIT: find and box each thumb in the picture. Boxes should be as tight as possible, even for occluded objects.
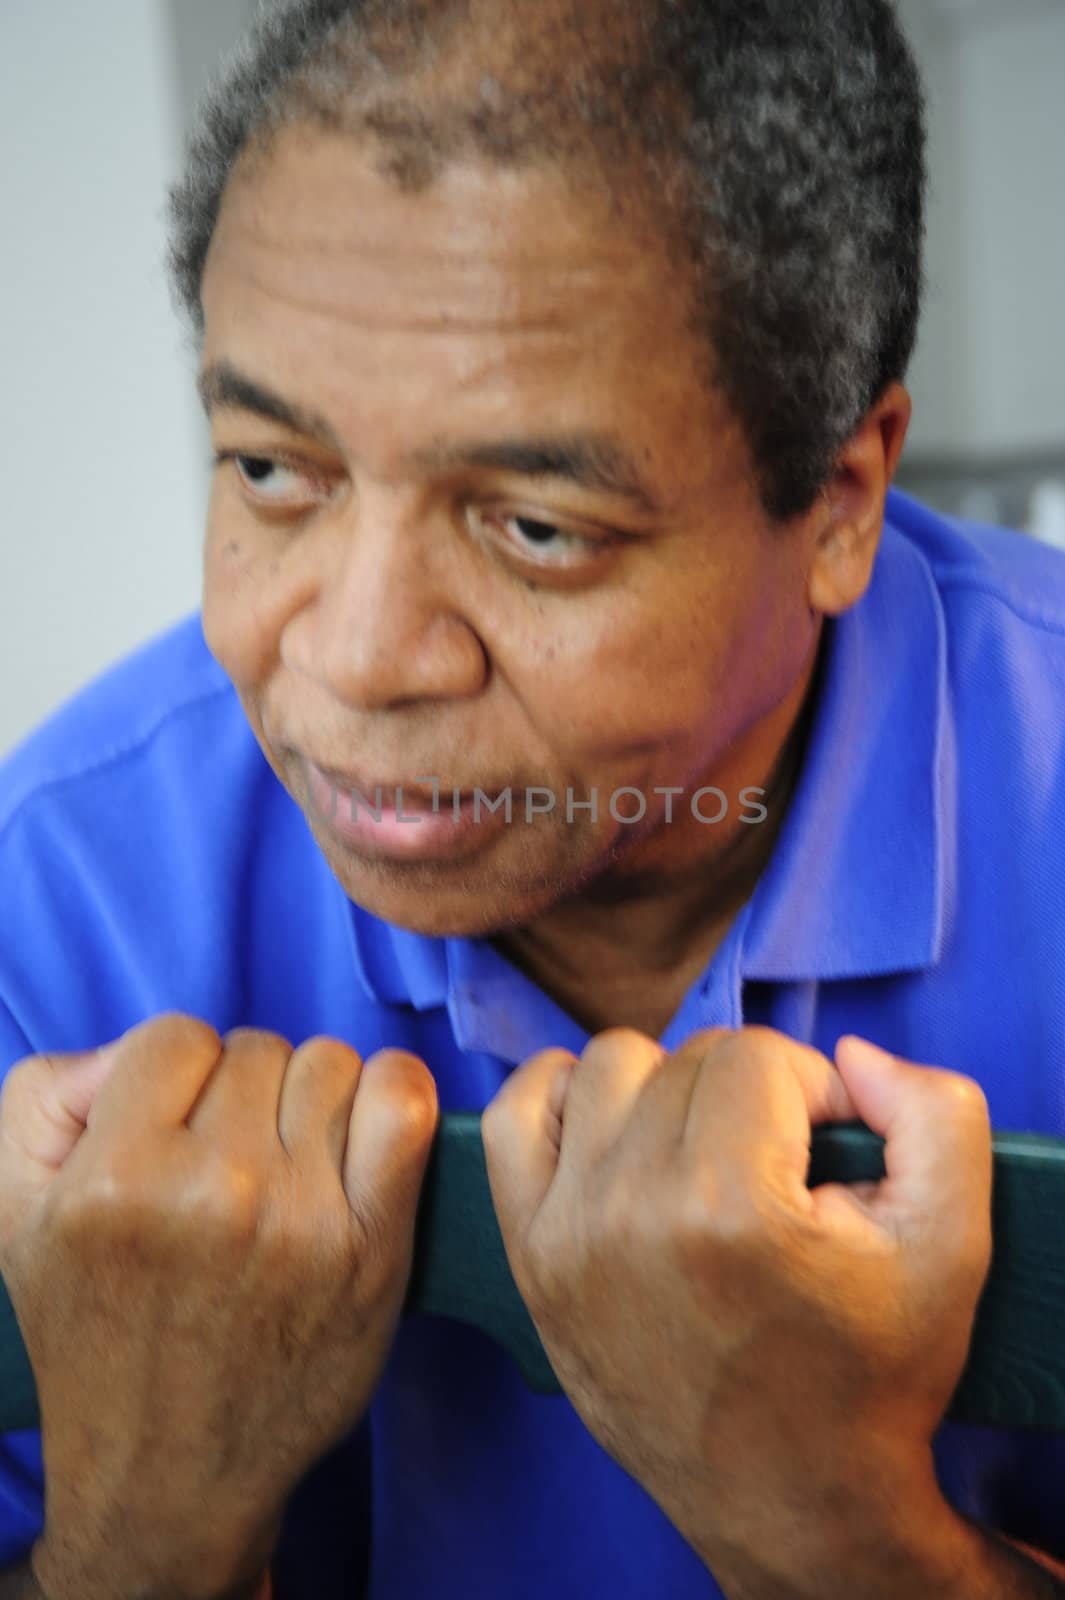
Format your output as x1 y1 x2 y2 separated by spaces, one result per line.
481 1049 577 1249
832 1035 992 1235
0 1041 124 1187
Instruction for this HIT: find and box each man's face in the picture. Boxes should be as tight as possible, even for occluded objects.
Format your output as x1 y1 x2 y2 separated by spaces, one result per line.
199 127 822 937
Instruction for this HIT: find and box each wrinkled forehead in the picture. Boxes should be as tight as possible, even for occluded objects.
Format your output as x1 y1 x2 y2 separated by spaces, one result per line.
200 130 746 513
203 128 701 387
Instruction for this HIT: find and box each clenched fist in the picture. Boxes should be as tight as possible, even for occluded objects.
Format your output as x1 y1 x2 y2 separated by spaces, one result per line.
483 1026 994 1595
0 1014 438 1600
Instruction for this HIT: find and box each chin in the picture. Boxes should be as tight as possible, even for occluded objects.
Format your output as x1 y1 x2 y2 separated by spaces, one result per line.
314 836 559 939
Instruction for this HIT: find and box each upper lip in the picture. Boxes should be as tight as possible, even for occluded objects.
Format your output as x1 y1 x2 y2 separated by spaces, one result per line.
308 760 480 801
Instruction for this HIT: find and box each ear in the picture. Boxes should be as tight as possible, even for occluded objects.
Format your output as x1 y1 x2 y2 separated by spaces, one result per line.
807 382 913 617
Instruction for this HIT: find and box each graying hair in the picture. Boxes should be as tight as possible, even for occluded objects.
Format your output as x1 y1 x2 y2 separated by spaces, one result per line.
166 0 926 523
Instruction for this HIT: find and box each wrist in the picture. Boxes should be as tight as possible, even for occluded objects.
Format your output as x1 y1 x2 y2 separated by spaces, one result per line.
30 1537 275 1600
698 1474 1065 1600
691 1447 968 1600
220 1567 273 1600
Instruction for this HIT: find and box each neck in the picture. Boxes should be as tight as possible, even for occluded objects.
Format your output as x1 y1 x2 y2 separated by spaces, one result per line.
489 631 823 1037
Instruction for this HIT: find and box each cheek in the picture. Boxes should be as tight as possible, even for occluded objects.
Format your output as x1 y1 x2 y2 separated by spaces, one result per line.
528 560 810 759
497 589 724 754
201 510 281 687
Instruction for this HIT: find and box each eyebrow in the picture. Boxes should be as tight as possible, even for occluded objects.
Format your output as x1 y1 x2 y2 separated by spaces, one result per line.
197 359 664 515
198 361 347 454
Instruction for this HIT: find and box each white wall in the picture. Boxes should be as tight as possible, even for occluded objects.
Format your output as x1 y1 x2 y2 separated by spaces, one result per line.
897 0 1065 462
958 6 1065 455
894 1 972 458
0 1 207 760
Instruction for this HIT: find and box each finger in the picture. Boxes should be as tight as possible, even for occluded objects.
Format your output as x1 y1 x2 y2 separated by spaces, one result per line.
340 1049 439 1262
681 1028 858 1185
0 1042 126 1220
85 1013 224 1146
832 1036 992 1245
554 1028 667 1175
482 1048 577 1246
183 1027 292 1154
617 1027 734 1168
276 1035 364 1174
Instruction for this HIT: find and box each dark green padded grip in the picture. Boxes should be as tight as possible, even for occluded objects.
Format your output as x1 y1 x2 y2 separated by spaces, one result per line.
0 1119 1063 1431
404 1116 1065 1430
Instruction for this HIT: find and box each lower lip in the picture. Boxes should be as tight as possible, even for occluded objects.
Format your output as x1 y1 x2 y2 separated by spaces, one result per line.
303 762 506 860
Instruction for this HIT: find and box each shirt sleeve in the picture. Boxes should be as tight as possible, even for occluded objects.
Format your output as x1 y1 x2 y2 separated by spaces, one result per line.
0 998 46 1569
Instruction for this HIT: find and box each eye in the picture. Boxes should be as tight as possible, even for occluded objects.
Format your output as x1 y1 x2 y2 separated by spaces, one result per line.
505 515 577 550
212 451 327 507
472 507 608 565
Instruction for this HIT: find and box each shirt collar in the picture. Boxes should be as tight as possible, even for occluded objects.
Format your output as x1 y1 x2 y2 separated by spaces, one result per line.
741 491 953 981
345 901 589 1059
346 912 449 1010
346 489 953 1036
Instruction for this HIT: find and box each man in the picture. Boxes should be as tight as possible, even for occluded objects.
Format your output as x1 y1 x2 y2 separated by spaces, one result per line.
0 0 1063 1595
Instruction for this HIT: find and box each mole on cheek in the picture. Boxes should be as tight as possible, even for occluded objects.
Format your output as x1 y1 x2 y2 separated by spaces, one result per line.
224 540 241 557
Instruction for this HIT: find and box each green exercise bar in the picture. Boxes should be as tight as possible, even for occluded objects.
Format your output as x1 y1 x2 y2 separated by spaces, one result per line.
403 1117 1065 1430
0 1118 1063 1432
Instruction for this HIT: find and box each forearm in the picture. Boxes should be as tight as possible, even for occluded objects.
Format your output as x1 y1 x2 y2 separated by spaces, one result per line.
695 1493 1065 1600
0 1552 273 1600
907 1518 1065 1599
862 1512 1065 1599
999 1535 1065 1588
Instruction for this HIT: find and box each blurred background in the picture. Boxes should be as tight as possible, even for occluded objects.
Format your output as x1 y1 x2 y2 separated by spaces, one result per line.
1 0 1063 756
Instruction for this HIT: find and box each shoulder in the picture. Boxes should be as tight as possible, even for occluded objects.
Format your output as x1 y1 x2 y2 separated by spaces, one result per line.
0 615 302 1057
883 489 1065 763
885 486 1065 642
0 612 242 842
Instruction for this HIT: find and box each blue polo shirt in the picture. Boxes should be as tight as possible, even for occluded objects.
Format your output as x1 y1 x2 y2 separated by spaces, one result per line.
1 486 1063 1595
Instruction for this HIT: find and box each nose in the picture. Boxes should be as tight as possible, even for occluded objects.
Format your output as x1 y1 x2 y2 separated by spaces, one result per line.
292 488 488 709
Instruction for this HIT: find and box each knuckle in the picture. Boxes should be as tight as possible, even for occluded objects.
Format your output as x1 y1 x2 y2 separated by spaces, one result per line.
927 1068 991 1127
582 1026 653 1060
578 1031 665 1093
182 1157 261 1243
400 1060 440 1124
675 1177 717 1257
297 1034 362 1073
736 1024 783 1047
47 1164 143 1244
43 1152 266 1265
368 1054 439 1137
675 1027 758 1083
671 1184 713 1267
222 1025 292 1059
729 1024 784 1064
397 1095 439 1161
136 1011 222 1054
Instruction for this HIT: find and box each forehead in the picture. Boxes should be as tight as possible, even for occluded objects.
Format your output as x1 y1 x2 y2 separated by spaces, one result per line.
200 126 748 496
207 125 685 324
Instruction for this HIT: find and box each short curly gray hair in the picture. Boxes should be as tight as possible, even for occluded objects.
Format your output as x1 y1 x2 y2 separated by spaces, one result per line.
166 0 926 523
